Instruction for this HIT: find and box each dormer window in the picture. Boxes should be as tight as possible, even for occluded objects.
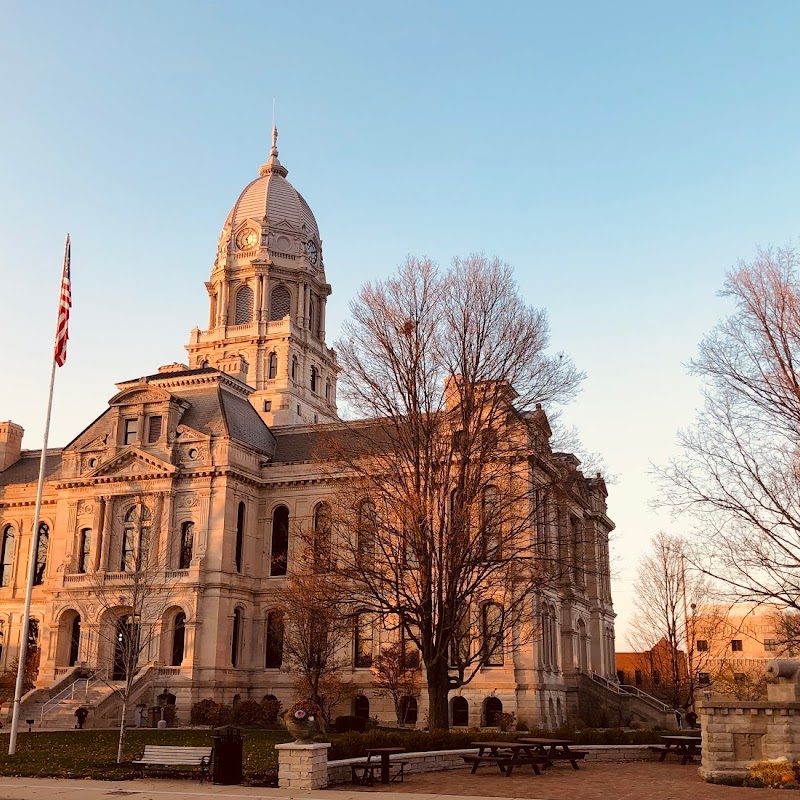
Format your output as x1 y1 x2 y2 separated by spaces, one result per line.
147 416 162 443
123 419 138 445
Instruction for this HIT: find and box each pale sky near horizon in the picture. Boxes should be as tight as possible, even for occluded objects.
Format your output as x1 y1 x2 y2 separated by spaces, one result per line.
1 1 799 646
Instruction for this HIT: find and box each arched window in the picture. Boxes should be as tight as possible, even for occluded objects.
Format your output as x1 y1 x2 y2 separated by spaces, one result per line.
310 365 318 393
452 696 469 727
313 503 331 572
270 506 289 576
550 605 560 670
325 379 331 401
482 603 504 666
354 612 373 668
267 352 278 379
33 523 48 586
357 501 376 564
235 502 245 573
482 486 501 560
234 285 254 324
399 696 418 725
69 614 81 667
231 608 243 667
265 610 284 669
577 617 589 672
78 528 91 574
0 525 15 587
309 298 317 337
121 505 150 572
291 355 298 381
482 697 502 727
270 285 291 321
179 521 193 570
172 612 186 666
354 695 370 719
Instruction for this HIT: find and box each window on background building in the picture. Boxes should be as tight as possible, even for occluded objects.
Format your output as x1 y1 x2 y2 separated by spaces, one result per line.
265 610 284 669
231 608 242 667
325 380 330 401
33 523 48 585
234 285 254 324
354 612 374 668
0 525 15 587
356 501 376 564
698 672 711 684
652 670 661 685
399 696 418 725
481 486 501 560
270 506 289 576
291 355 298 381
123 418 138 445
147 416 162 443
235 503 246 573
309 298 317 337
310 366 318 393
263 400 271 412
270 285 291 321
268 352 277 379
481 603 504 666
634 670 643 685
734 672 747 683
179 522 193 569
764 639 777 651
171 612 186 666
731 639 743 652
312 503 331 572
78 528 91 574
696 639 708 652
354 695 369 719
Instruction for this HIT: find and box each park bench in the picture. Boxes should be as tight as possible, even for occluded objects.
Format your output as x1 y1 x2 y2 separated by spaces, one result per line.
648 744 702 765
543 749 589 769
462 751 549 777
350 755 408 785
131 745 213 782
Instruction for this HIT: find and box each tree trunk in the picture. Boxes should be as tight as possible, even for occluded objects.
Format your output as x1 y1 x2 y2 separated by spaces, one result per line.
116 696 128 764
426 660 450 731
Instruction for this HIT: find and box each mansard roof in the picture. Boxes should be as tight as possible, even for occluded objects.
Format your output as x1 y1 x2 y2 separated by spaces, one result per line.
0 451 61 486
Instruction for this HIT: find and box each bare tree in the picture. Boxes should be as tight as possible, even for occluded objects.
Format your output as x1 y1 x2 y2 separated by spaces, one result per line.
275 571 352 722
628 532 723 708
660 245 800 614
371 642 422 724
323 255 586 730
87 499 175 763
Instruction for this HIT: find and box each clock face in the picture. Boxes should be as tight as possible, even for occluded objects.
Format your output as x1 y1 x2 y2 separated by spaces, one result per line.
306 240 318 266
238 229 259 250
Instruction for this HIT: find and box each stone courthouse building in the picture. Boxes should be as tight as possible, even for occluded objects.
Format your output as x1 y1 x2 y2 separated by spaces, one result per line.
0 132 617 729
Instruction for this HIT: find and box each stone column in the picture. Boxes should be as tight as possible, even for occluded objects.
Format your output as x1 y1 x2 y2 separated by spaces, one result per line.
275 742 331 789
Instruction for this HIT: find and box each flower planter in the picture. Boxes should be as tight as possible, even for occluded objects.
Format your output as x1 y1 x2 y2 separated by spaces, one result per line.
284 713 321 744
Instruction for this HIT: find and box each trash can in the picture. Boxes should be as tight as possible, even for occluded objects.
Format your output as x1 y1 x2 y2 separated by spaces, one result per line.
147 706 161 728
212 726 243 785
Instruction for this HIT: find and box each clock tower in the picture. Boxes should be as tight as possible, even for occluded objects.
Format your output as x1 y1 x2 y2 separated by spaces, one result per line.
186 129 338 427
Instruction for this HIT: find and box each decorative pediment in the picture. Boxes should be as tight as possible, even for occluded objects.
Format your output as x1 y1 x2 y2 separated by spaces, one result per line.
79 435 108 452
88 448 176 480
109 384 173 407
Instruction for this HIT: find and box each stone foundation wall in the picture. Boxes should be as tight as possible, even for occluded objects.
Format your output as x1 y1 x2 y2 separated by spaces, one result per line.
326 745 659 785
700 702 800 780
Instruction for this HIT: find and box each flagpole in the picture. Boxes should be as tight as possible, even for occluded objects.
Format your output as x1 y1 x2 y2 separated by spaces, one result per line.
9 235 70 755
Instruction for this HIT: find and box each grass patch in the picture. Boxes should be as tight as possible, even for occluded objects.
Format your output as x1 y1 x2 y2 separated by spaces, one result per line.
0 728 292 780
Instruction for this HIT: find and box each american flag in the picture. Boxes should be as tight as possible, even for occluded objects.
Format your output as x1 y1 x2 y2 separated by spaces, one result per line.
54 235 71 367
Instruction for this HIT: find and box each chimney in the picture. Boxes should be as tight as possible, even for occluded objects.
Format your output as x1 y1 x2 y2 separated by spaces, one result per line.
0 422 24 471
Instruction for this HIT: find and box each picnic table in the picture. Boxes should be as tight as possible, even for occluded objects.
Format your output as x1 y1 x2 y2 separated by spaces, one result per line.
368 747 407 784
650 735 702 765
464 741 550 777
518 737 588 770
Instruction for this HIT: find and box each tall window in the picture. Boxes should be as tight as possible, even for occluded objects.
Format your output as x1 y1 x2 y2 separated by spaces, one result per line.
231 608 242 667
235 502 245 573
179 522 194 569
354 612 374 668
309 298 317 337
267 352 278 379
123 418 138 445
270 506 289 576
357 501 376 564
325 380 331 401
291 355 298 381
234 285 254 324
482 603 504 666
33 523 49 585
0 525 15 587
265 610 284 668
270 285 291 321
172 612 186 666
313 503 331 572
450 611 470 667
310 366 318 393
535 489 551 558
121 505 150 572
571 517 585 585
69 615 81 666
481 486 501 559
147 416 162 443
78 528 91 574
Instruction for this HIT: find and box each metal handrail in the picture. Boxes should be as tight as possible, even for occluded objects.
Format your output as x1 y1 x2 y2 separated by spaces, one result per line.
589 671 672 713
40 678 90 722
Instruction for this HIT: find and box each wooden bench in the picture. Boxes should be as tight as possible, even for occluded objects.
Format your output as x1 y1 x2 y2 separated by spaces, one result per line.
462 754 513 774
350 759 408 785
545 749 589 769
648 745 702 764
132 745 213 782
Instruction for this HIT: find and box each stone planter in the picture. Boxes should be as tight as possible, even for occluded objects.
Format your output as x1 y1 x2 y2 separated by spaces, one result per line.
284 713 321 744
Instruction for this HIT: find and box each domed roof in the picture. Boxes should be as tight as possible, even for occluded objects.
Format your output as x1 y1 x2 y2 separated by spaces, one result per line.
224 128 320 241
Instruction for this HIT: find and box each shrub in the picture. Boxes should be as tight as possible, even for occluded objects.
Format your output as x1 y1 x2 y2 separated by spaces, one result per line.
162 705 177 727
261 698 281 724
190 699 231 727
231 700 264 726
748 758 797 789
334 716 367 733
496 712 516 732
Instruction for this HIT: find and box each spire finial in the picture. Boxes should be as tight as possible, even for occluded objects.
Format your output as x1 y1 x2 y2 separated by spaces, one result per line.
271 125 279 157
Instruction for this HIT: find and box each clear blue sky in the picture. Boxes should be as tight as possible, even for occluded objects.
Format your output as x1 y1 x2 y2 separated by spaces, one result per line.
2 1 799 643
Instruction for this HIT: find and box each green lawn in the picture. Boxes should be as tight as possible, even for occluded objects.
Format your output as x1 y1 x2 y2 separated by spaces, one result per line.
0 728 292 780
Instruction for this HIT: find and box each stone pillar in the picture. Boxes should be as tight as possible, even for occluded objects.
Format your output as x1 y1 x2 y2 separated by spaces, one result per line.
275 742 331 789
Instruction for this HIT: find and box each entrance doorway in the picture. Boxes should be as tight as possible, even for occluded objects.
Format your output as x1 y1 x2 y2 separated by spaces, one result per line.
113 615 136 680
